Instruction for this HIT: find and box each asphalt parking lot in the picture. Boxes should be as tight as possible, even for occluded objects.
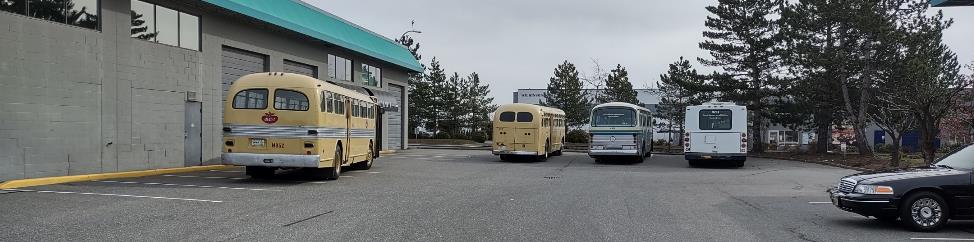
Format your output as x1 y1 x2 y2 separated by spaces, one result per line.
1 149 972 241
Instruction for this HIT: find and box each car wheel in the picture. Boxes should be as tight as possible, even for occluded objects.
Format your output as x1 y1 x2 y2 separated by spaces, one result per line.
900 191 950 232
246 166 275 179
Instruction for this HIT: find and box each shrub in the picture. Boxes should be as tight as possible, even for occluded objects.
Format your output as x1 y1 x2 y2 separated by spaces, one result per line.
566 129 590 143
938 143 967 154
874 143 894 153
469 132 488 143
433 132 452 139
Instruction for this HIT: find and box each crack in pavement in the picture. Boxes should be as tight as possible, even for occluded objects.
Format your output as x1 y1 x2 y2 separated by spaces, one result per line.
283 211 334 227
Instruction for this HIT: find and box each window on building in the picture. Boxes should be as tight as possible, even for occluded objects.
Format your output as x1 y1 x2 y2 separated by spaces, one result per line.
232 89 268 109
361 64 381 87
274 89 309 111
328 55 352 82
0 0 100 29
130 0 200 51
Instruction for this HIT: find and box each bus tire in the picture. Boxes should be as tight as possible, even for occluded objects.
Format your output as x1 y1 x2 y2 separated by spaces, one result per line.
734 160 745 168
319 145 342 180
538 141 550 161
246 166 275 179
688 159 701 168
499 155 512 162
351 142 374 170
552 149 563 156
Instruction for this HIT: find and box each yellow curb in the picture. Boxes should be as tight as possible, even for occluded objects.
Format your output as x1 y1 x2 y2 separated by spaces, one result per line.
379 150 397 155
0 165 233 189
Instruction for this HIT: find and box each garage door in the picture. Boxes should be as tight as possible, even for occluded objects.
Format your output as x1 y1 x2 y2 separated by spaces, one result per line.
222 46 268 101
387 84 404 149
284 60 317 78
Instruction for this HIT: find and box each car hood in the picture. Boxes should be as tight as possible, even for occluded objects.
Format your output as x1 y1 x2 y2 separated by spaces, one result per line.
845 167 965 184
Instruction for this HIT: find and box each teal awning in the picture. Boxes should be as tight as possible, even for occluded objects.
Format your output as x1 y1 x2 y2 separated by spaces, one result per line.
931 0 974 6
204 0 423 72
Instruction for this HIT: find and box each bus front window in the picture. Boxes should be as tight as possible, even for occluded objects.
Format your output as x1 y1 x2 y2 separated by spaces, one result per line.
592 108 635 127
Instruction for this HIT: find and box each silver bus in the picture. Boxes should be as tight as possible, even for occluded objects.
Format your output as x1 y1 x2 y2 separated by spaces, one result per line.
588 102 654 162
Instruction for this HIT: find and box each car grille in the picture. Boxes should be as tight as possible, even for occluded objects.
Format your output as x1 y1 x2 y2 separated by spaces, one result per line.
837 178 856 193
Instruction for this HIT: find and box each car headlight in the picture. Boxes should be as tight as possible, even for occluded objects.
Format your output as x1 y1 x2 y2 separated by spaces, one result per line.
853 185 894 195
591 145 604 150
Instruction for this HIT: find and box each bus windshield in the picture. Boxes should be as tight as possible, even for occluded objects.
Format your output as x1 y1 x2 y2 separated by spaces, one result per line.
592 108 635 127
700 109 732 130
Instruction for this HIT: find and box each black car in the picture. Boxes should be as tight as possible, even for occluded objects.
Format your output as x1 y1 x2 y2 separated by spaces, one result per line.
828 145 974 232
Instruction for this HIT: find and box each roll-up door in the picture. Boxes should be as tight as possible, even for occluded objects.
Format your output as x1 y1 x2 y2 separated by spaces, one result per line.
221 46 268 101
284 60 318 78
387 84 405 149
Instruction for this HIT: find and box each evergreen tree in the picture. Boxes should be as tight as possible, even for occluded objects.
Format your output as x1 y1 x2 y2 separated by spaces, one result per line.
601 64 638 105
422 58 448 136
465 73 496 141
441 72 468 137
398 32 425 138
657 57 710 147
699 0 784 153
543 61 590 128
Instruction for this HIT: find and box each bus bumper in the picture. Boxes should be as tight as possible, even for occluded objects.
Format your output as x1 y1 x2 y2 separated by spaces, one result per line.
588 149 639 156
684 153 747 161
222 153 321 168
492 150 538 156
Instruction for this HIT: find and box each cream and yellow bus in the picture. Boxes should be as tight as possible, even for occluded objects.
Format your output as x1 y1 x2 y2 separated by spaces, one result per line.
222 72 377 180
492 103 566 161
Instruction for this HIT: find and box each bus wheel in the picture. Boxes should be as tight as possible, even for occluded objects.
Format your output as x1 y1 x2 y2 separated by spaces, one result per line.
319 146 342 180
499 155 512 162
734 160 745 168
352 143 374 170
538 142 549 161
688 159 701 168
552 149 563 156
246 166 275 179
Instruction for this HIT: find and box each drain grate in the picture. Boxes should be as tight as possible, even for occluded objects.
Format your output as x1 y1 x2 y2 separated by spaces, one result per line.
543 176 560 179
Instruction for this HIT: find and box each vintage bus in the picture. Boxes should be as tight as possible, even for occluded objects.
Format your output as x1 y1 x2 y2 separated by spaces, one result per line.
588 102 654 162
684 102 748 168
492 103 566 161
222 72 378 180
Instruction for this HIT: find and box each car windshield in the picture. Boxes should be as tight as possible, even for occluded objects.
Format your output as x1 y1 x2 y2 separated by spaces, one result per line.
934 145 974 170
592 107 635 127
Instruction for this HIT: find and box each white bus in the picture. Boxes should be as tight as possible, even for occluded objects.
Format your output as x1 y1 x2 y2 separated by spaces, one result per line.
588 102 654 162
684 102 747 167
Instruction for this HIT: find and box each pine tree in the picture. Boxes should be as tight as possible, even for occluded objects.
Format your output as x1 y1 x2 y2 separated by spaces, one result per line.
601 64 638 105
398 32 425 138
465 73 496 141
657 57 710 147
543 61 590 128
422 58 448 136
699 0 784 153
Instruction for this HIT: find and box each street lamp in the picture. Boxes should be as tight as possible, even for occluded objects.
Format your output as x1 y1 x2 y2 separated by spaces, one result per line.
401 30 422 39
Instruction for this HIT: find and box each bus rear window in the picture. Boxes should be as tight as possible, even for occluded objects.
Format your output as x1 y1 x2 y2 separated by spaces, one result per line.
516 112 534 122
274 89 309 111
232 89 268 109
700 109 732 130
499 112 515 122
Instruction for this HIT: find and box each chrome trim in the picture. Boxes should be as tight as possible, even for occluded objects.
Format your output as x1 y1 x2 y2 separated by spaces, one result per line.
493 150 538 156
589 149 639 155
838 178 857 193
224 124 375 138
222 153 321 168
839 198 890 203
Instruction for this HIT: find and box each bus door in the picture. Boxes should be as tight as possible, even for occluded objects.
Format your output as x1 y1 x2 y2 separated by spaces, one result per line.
375 104 383 157
344 97 351 164
513 112 537 151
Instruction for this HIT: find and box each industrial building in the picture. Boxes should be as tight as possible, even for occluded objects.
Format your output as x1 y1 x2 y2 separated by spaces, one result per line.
0 0 420 181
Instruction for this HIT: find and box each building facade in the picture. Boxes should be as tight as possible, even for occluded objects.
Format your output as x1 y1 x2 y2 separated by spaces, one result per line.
513 89 662 113
0 0 420 181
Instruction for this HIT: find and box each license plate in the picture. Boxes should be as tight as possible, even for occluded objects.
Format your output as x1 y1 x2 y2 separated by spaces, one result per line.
250 138 266 147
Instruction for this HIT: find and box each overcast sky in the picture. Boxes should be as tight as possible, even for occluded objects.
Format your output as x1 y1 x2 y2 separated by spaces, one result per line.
305 0 974 104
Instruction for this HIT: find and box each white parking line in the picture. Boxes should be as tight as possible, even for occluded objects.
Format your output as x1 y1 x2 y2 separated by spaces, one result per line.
97 180 282 192
1 189 223 203
807 202 832 204
911 238 974 241
366 171 382 174
340 176 355 178
162 175 246 180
